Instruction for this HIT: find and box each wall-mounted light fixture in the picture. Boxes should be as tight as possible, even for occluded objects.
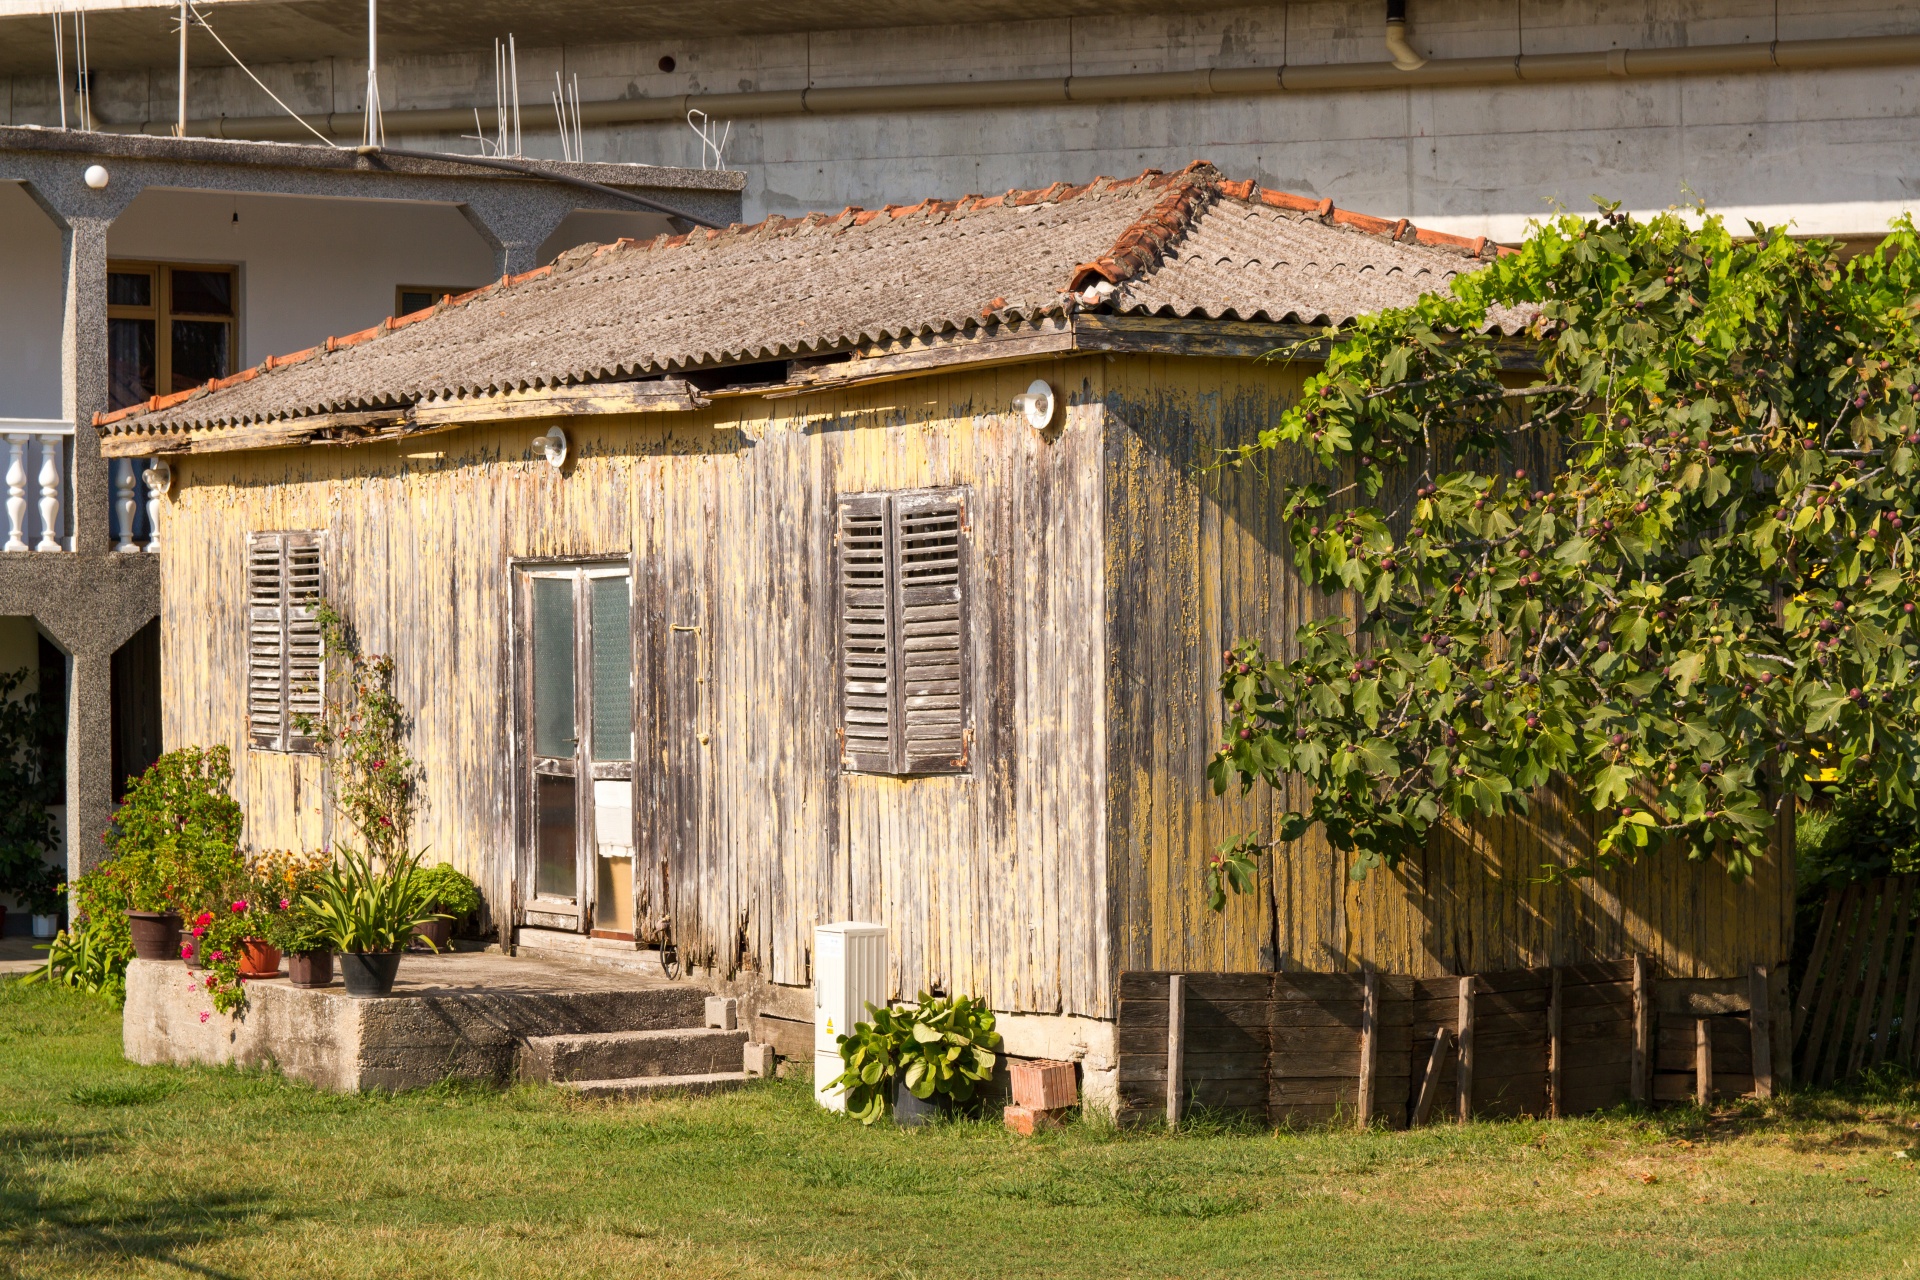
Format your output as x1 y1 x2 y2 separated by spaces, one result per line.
1013 379 1057 432
536 424 568 469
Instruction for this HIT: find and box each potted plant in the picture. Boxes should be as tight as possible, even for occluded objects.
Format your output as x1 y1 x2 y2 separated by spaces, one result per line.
306 846 444 997
279 903 335 989
104 747 244 960
831 992 1001 1127
232 849 331 980
409 863 481 951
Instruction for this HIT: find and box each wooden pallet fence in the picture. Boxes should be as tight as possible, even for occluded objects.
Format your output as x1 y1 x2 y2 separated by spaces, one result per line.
1792 875 1920 1085
1117 957 1768 1128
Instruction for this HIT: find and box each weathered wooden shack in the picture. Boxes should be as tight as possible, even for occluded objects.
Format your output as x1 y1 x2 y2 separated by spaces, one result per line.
98 162 1792 1093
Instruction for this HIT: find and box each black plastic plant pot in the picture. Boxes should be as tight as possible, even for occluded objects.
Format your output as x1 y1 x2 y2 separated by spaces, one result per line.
126 911 182 961
338 950 403 997
893 1081 944 1128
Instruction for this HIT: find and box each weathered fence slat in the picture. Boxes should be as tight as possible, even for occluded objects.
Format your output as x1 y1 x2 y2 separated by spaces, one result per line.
1548 966 1564 1119
1869 877 1916 1071
1900 897 1920 1069
1412 1028 1454 1127
1808 886 1868 1084
1749 965 1773 1099
1167 973 1185 1129
1843 883 1902 1079
1357 971 1378 1127
1792 888 1843 1047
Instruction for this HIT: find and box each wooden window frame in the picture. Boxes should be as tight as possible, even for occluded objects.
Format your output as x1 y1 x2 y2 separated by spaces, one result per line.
394 285 472 318
107 260 239 406
245 530 323 754
835 486 973 777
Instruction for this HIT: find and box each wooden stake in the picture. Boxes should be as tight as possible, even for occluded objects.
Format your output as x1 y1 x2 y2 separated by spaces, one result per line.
1749 964 1773 1099
1456 975 1475 1124
1357 970 1379 1128
1631 954 1651 1104
1166 973 1185 1129
1695 1017 1713 1108
1547 966 1564 1119
1412 1028 1454 1127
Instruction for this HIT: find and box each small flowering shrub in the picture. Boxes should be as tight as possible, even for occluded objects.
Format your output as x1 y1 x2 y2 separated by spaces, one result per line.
293 603 417 863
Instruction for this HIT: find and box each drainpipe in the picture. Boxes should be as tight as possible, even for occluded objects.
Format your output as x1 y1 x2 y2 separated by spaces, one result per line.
1385 0 1427 73
119 31 1920 140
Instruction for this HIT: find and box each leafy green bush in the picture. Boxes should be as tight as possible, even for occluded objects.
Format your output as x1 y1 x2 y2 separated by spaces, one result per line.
21 911 131 1001
0 667 63 917
413 862 482 918
99 746 244 913
307 846 443 954
831 993 1002 1125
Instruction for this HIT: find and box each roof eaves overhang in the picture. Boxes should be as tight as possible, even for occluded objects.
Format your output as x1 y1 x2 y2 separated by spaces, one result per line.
97 314 1543 458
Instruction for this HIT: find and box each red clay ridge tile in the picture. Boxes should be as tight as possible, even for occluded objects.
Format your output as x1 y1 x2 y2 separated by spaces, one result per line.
1068 162 1220 293
852 209 884 226
1218 178 1257 200
1331 207 1398 238
1256 189 1324 215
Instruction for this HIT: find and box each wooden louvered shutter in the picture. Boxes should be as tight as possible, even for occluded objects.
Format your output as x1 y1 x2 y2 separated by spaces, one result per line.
246 530 324 752
284 533 324 751
247 532 288 749
837 495 895 773
892 488 970 773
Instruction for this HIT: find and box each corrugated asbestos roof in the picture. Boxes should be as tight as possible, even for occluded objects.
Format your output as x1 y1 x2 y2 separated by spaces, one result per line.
100 161 1529 439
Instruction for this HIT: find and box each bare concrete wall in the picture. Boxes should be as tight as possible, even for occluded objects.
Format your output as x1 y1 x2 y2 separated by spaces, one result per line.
4 0 1916 237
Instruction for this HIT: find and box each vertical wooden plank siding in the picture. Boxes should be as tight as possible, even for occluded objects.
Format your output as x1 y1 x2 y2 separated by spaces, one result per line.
1101 358 1794 983
158 360 1110 1017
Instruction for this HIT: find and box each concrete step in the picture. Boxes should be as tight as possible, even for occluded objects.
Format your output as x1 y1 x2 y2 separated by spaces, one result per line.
560 1071 751 1100
521 1026 749 1082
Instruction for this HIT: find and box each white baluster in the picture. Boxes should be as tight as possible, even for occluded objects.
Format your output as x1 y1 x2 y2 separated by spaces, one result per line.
114 458 138 552
35 434 63 552
144 458 170 554
3 435 27 553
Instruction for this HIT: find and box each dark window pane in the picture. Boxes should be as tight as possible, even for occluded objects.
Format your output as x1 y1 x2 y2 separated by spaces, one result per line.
108 317 155 410
108 272 151 307
533 576 576 759
170 269 232 316
590 575 631 762
170 320 230 391
397 290 435 316
535 774 577 899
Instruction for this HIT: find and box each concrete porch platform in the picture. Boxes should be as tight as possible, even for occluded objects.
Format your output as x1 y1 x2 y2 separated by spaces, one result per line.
124 953 710 1092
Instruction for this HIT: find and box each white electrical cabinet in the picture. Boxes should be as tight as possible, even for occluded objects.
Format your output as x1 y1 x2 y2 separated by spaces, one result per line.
813 921 888 1111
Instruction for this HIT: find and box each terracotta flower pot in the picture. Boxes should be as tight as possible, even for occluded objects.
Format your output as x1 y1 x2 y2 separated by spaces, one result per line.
411 917 452 951
126 911 183 961
339 950 403 997
239 938 282 979
287 951 334 989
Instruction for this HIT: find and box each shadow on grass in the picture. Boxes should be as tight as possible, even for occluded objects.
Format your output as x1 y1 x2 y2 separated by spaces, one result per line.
0 1127 288 1280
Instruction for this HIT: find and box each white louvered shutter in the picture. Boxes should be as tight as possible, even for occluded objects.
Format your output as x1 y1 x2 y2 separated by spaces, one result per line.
892 489 970 773
247 532 288 749
245 530 324 752
285 533 324 751
837 494 894 773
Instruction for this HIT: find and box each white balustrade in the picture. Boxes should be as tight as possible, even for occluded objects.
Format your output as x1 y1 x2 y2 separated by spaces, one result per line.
0 421 73 553
36 438 63 552
3 436 26 553
114 459 139 552
143 459 169 554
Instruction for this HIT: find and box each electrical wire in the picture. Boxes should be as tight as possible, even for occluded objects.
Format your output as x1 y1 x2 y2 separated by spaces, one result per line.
190 2 339 147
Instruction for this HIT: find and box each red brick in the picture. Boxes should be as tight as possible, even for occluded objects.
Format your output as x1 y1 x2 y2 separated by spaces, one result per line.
1009 1058 1078 1111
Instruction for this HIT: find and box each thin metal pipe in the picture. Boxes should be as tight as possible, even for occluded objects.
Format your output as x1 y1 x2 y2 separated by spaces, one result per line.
127 31 1920 142
355 145 725 229
176 0 187 137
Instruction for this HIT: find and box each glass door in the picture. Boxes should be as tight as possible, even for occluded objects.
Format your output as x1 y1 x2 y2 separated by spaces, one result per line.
522 564 633 934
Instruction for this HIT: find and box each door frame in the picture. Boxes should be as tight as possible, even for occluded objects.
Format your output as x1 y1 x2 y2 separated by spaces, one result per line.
509 556 634 934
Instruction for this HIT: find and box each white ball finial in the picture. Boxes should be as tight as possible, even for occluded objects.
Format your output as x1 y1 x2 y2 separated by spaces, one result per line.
83 165 110 190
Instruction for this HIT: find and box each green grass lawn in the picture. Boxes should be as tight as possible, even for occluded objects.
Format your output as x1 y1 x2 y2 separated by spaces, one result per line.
3 979 1918 1280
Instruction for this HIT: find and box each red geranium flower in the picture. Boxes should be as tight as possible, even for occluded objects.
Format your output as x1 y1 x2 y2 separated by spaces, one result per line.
231 900 248 914
195 912 213 928
179 943 192 959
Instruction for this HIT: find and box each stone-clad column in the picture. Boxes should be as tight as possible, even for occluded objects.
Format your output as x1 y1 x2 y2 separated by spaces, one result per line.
62 214 112 556
457 195 580 279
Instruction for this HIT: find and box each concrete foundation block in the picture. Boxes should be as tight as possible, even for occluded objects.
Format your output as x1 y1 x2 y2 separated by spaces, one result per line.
123 954 710 1093
705 995 738 1030
742 1041 776 1078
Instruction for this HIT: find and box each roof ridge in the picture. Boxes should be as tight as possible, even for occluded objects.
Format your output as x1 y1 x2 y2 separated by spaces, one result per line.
1066 161 1223 294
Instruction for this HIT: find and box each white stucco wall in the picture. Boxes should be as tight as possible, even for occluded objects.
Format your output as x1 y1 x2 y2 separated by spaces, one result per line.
4 0 1913 241
0 181 64 421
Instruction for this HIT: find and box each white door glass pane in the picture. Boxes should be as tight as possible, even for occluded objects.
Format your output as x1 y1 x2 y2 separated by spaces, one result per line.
589 575 632 762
